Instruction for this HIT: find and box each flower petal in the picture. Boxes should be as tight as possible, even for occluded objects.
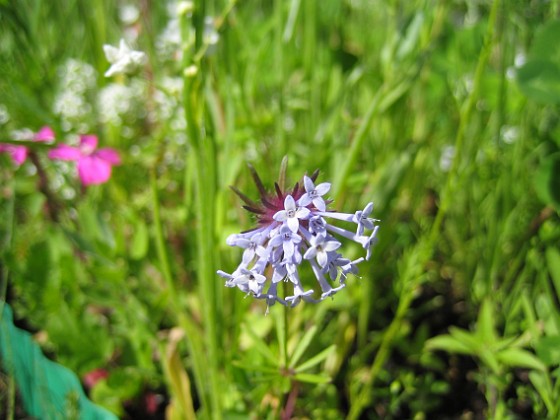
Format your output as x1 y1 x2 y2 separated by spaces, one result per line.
303 247 317 260
34 126 55 142
48 145 81 161
0 145 28 165
297 193 312 207
295 207 310 219
314 182 331 195
80 135 98 152
312 197 326 212
284 194 296 211
287 217 299 233
273 209 288 222
303 176 315 193
78 156 112 185
317 251 328 267
324 240 341 252
283 240 295 258
103 44 120 63
95 148 121 165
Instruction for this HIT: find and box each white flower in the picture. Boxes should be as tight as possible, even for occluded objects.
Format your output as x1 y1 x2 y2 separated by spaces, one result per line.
103 39 146 77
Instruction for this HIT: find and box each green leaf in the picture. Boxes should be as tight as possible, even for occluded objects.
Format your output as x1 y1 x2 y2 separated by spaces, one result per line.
272 307 286 365
242 323 278 366
476 299 497 344
535 336 560 367
534 153 560 210
530 20 560 63
516 60 560 104
478 349 502 375
497 348 546 372
293 372 332 384
529 371 555 414
0 303 117 419
289 325 318 368
546 247 560 299
396 12 424 60
449 327 482 353
294 345 336 373
130 220 149 260
425 334 475 355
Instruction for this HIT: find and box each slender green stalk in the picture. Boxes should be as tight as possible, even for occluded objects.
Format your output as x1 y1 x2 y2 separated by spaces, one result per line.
150 169 210 418
182 3 222 414
347 1 502 418
150 170 176 297
274 0 286 157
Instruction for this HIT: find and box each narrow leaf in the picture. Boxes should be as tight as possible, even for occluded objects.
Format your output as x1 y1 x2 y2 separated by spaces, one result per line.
546 247 560 299
293 372 332 384
477 299 497 344
273 309 286 365
448 327 482 353
497 348 547 372
278 155 289 191
425 334 474 355
242 323 278 366
289 325 318 368
535 336 560 366
294 345 336 372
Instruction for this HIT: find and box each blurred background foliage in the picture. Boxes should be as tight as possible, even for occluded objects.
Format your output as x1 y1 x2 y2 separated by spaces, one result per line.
1 0 560 418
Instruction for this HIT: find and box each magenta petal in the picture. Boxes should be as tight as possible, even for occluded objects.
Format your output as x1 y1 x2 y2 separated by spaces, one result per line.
48 145 82 161
78 156 112 185
1 144 28 165
34 126 55 142
95 148 121 165
79 135 98 152
12 146 28 165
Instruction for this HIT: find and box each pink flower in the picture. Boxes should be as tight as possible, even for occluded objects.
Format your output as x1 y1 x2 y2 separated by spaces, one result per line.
0 126 55 165
48 135 121 186
0 144 28 165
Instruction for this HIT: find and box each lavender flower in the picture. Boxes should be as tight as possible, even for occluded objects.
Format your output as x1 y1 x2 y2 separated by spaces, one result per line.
218 166 379 308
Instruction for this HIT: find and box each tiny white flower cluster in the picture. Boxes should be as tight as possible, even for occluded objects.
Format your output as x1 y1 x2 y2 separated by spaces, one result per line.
98 80 146 127
53 59 97 132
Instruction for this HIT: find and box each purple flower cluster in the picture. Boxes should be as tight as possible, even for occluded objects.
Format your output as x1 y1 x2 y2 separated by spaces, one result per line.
218 168 379 308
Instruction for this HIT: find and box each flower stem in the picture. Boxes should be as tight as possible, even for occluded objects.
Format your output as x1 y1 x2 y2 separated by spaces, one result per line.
182 3 222 413
281 380 299 420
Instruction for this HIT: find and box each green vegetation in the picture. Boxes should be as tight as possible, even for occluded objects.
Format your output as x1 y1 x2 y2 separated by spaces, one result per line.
1 0 559 418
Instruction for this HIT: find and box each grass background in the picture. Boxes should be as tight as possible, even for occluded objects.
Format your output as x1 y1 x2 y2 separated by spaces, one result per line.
1 0 560 418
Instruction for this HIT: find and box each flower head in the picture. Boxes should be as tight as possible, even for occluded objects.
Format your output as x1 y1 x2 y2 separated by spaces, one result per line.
103 39 146 77
218 164 379 308
48 135 121 186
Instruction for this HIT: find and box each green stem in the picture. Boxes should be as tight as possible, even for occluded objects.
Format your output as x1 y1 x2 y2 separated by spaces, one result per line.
347 1 502 418
274 0 286 157
150 169 209 418
183 47 222 420
150 171 175 295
